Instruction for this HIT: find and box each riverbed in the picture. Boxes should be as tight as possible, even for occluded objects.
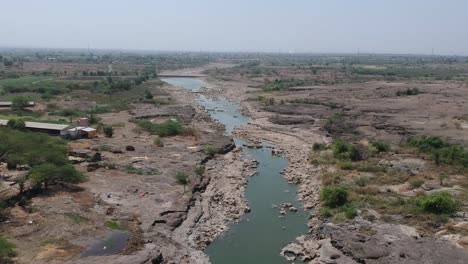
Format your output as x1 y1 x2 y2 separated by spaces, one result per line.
162 78 308 264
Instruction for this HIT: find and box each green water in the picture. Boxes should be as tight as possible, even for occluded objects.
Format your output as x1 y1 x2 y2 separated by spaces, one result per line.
162 78 308 264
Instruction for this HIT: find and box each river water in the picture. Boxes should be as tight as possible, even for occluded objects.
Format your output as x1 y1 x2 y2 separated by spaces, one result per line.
162 78 308 264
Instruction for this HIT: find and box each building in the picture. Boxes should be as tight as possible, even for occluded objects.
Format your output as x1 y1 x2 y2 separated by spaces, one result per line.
0 119 96 138
0 101 35 108
66 126 97 139
24 121 71 136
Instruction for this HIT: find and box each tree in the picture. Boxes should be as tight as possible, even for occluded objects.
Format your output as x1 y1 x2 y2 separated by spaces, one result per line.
11 96 31 110
29 163 84 190
144 89 153 99
3 60 13 67
0 128 83 193
103 126 114 137
7 119 25 130
175 172 190 192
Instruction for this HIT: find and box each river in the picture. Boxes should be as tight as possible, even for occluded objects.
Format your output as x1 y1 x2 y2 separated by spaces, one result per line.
162 78 308 264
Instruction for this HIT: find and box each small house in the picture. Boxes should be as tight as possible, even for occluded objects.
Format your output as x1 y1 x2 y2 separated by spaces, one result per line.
81 127 97 138
0 101 35 108
24 121 71 136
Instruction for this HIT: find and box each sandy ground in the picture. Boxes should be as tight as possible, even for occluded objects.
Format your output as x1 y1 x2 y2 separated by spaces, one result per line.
0 78 253 264
166 64 468 263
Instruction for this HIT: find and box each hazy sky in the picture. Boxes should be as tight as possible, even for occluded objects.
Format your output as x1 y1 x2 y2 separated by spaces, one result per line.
1 0 467 55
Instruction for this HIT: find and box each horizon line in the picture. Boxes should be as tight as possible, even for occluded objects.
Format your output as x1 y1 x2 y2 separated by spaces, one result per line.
0 45 467 57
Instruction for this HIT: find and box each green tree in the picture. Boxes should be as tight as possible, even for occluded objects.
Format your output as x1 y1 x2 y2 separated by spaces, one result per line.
175 172 190 192
3 60 13 67
11 96 31 110
417 192 459 214
0 128 83 192
320 186 349 208
144 89 153 99
29 163 84 190
103 126 114 137
7 119 26 130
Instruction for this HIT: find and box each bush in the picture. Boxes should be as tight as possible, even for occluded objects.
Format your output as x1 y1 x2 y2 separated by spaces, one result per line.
409 178 425 189
144 89 153 99
204 145 219 155
0 235 16 262
103 126 114 137
342 204 358 219
333 140 363 161
417 192 459 214
396 88 421 96
7 119 25 130
320 207 333 218
132 119 193 137
408 136 468 168
339 161 355 170
312 142 327 151
153 136 164 147
356 163 386 173
321 186 349 208
105 220 126 230
175 171 190 191
371 141 391 153
354 175 369 187
195 166 205 176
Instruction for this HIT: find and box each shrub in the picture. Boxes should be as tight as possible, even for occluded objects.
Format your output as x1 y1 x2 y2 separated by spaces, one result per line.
356 163 386 173
396 88 421 96
153 136 164 147
417 192 459 214
320 207 333 218
354 175 369 187
175 171 190 192
105 220 126 230
195 166 205 176
204 145 219 155
7 119 26 130
333 140 363 161
322 172 343 186
312 142 327 151
321 186 349 208
103 126 114 137
409 178 425 189
0 235 16 262
132 119 192 137
342 204 358 219
144 89 153 99
371 141 391 153
408 136 468 168
339 161 355 170
88 114 100 125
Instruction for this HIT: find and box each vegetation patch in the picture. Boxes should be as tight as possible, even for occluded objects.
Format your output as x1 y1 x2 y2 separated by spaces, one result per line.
0 235 16 263
320 186 349 208
416 192 459 215
408 136 468 167
396 88 421 96
263 79 307 91
333 139 364 162
0 128 84 193
105 220 127 231
132 119 195 137
204 145 220 155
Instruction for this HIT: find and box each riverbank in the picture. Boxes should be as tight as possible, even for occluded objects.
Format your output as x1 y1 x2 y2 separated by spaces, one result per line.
193 64 468 264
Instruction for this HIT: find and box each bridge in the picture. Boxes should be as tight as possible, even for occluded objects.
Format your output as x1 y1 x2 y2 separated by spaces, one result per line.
158 74 207 78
